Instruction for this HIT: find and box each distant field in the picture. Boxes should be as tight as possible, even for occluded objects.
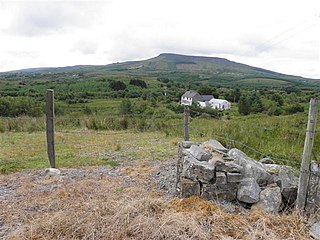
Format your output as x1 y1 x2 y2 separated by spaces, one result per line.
235 78 291 87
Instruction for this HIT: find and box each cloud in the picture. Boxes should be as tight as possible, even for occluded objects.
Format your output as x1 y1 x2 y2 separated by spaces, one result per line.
0 0 319 78
1 1 104 37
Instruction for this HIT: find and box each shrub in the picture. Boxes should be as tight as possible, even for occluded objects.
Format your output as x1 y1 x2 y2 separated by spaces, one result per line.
129 79 147 88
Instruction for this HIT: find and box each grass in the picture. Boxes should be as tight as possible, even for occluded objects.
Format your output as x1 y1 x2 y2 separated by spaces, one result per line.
0 130 180 174
0 170 311 239
1 110 319 173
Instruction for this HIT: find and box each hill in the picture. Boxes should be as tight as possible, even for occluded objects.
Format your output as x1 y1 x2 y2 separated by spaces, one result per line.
3 53 320 88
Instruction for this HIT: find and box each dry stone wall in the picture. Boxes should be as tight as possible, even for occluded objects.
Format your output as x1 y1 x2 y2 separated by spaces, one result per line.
176 140 299 212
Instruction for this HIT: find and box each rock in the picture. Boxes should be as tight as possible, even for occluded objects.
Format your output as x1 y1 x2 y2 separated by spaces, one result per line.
45 168 61 175
277 167 298 206
181 141 200 148
259 157 275 164
182 155 215 183
311 221 320 240
226 172 243 183
263 164 282 174
252 186 282 213
306 161 320 213
190 145 212 161
201 183 237 201
202 139 228 153
228 148 273 186
215 160 243 173
180 178 200 197
237 178 261 203
216 172 227 185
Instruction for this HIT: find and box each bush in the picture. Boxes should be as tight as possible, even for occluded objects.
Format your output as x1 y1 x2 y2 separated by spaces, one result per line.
129 79 147 88
0 96 42 117
285 104 304 114
109 80 127 91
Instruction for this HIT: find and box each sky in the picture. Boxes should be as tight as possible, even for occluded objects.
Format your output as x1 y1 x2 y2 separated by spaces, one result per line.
0 0 319 79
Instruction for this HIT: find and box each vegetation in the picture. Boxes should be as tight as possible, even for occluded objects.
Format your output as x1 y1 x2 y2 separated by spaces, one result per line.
0 53 319 173
1 53 319 239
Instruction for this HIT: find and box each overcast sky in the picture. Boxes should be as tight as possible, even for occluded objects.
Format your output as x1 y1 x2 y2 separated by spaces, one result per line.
0 0 319 78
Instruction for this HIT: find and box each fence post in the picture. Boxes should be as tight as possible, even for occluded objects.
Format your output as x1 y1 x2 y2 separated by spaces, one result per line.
46 89 56 168
184 106 190 141
297 98 318 211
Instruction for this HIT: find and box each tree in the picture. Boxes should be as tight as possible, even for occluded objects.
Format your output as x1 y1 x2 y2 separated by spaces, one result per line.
129 79 147 88
238 95 251 115
271 93 284 106
109 80 127 91
250 92 263 113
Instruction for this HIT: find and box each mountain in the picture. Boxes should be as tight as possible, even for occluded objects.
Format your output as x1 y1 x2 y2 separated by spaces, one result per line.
2 53 320 88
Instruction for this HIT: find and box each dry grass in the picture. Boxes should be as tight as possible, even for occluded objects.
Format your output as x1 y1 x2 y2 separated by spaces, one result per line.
0 163 311 240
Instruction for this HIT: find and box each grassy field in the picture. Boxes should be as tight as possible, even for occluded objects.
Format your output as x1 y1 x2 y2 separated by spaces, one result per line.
1 111 319 173
0 130 181 174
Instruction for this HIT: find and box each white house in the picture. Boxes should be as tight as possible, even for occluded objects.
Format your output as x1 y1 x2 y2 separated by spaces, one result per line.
181 90 231 110
209 98 231 110
181 91 203 106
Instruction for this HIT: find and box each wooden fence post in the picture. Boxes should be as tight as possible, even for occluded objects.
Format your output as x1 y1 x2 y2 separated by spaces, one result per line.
46 89 56 168
184 106 190 141
297 98 318 211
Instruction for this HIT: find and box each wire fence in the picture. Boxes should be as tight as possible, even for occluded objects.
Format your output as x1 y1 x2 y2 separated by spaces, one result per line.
0 109 319 176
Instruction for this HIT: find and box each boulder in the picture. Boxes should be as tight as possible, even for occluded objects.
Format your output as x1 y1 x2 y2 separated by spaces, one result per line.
180 178 201 197
252 185 282 213
237 178 261 203
215 160 243 173
226 172 243 183
306 161 320 213
45 168 61 175
228 148 273 186
216 172 227 185
182 155 215 183
201 183 237 201
202 139 228 153
190 145 212 162
263 164 282 175
310 221 320 240
277 167 298 206
259 157 275 164
181 141 200 148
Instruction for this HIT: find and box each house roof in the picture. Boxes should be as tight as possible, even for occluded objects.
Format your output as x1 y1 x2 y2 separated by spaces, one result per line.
201 95 214 101
182 91 199 98
209 99 230 104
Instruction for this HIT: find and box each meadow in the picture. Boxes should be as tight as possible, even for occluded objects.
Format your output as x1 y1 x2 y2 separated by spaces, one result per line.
0 106 318 174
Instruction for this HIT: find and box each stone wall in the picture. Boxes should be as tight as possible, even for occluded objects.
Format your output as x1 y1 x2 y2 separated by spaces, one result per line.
176 140 299 213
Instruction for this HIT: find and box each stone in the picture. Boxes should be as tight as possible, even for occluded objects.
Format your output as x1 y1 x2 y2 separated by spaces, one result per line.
259 157 275 164
263 164 282 174
181 141 200 149
310 221 320 240
306 161 320 213
190 145 212 162
215 160 243 173
277 167 298 206
226 172 243 183
182 155 215 183
237 178 261 204
180 178 200 197
201 183 237 201
45 168 61 175
202 139 228 153
252 186 282 213
228 148 273 186
216 172 227 185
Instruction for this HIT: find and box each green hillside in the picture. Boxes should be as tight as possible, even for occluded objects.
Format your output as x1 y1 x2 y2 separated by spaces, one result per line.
3 53 320 88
